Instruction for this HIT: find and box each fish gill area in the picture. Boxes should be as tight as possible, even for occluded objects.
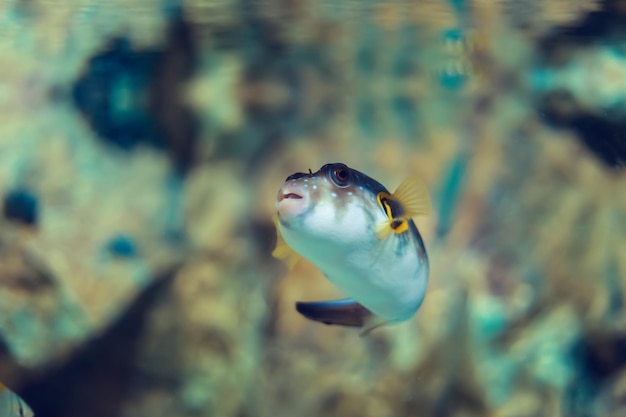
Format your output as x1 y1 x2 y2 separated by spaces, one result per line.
0 1 625 416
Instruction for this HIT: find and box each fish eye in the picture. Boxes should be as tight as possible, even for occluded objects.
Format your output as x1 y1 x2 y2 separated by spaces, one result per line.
331 164 351 187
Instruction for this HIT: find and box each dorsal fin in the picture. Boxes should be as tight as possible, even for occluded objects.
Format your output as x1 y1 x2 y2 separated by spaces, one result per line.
392 177 431 218
272 215 301 269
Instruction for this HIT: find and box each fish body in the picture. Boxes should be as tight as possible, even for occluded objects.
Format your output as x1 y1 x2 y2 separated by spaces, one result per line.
274 163 430 331
0 383 33 417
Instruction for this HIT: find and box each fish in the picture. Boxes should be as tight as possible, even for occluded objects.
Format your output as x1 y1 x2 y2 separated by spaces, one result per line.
0 382 34 417
273 162 431 335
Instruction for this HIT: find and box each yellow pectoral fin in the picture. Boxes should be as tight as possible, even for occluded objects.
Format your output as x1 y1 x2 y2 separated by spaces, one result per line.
376 220 393 239
392 177 431 218
390 218 409 234
272 245 301 270
376 192 393 218
272 215 301 269
376 217 410 240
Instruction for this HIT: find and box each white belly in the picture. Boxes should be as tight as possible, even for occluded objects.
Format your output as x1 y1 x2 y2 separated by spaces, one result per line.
278 194 429 322
323 237 429 322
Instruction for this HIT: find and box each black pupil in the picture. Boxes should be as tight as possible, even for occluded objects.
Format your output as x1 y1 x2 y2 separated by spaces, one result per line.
337 169 347 181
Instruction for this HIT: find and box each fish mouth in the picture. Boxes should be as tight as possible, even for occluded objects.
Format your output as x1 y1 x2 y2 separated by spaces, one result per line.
276 185 308 218
278 192 303 202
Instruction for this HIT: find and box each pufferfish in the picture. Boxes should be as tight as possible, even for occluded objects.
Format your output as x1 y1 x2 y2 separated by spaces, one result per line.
273 162 431 334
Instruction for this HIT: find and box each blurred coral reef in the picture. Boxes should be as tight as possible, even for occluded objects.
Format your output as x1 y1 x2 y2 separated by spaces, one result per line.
0 0 625 417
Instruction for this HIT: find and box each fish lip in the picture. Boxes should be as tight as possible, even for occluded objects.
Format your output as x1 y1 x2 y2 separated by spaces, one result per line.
278 192 303 202
276 184 308 216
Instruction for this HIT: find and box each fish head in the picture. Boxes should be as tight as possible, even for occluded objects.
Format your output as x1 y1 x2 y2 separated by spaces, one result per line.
275 163 388 261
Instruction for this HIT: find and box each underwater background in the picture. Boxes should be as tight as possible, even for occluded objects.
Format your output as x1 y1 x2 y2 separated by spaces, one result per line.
1 0 626 416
